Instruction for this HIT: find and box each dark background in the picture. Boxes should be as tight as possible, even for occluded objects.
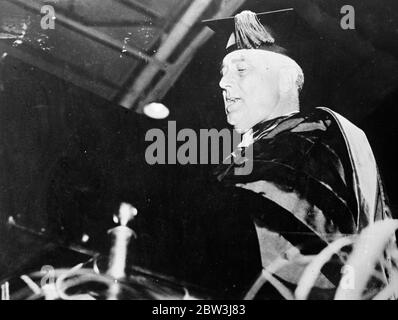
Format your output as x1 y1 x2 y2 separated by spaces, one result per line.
0 0 397 296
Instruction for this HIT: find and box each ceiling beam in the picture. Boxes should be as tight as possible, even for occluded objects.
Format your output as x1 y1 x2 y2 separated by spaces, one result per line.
6 0 168 70
118 0 215 109
115 0 163 20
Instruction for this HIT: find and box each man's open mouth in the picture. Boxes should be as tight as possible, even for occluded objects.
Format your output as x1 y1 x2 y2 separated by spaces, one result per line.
225 98 241 113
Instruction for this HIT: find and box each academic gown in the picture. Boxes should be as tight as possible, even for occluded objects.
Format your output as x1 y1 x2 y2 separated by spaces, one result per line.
212 106 392 298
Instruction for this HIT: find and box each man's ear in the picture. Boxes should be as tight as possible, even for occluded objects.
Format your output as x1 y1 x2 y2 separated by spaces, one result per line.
278 66 297 95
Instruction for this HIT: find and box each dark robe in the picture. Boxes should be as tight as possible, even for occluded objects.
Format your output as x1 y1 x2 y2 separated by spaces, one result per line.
213 106 392 296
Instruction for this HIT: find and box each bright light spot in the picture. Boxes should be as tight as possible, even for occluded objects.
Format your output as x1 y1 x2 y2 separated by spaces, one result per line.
7 216 15 225
113 215 119 224
143 102 169 119
81 233 90 243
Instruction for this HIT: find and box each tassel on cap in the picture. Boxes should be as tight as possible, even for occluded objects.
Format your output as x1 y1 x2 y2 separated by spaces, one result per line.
234 10 275 49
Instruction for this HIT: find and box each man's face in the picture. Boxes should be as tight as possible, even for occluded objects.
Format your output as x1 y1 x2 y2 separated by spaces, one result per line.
219 49 280 133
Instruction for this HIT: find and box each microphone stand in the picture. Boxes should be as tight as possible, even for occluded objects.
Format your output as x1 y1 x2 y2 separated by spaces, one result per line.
106 203 137 300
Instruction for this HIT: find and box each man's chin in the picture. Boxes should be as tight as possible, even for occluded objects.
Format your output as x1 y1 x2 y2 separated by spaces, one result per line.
227 116 250 133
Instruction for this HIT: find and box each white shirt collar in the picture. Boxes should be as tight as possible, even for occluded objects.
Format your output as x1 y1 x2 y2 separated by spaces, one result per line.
237 129 254 148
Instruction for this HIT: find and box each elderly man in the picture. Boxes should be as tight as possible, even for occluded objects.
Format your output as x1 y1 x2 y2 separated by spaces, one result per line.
203 9 392 298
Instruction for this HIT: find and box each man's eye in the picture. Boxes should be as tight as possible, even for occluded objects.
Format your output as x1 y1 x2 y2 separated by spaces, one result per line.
237 68 247 76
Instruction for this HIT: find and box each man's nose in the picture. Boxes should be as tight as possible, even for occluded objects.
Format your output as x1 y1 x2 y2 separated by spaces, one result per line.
219 73 231 90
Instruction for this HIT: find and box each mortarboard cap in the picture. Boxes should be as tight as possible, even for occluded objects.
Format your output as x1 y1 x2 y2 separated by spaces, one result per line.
202 8 316 57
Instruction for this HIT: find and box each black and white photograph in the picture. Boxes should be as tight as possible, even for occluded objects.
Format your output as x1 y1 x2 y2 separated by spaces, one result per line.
0 0 397 304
